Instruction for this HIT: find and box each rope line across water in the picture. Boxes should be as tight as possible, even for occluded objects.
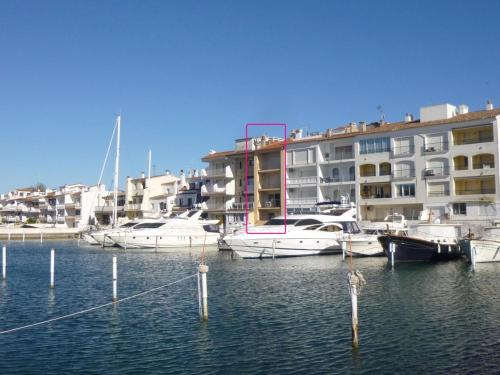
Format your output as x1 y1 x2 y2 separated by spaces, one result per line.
0 273 197 335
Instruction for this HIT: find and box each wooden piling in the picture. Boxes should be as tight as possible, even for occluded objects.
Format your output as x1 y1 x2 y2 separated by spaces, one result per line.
112 255 117 302
199 264 209 321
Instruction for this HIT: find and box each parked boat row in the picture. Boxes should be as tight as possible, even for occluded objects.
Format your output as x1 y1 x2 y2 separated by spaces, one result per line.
83 209 220 248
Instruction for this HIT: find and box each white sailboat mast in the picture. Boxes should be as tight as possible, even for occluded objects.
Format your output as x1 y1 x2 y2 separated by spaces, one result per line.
148 148 152 187
112 115 121 226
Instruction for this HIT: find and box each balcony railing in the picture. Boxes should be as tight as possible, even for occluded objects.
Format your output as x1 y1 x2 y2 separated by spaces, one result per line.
392 145 415 156
392 169 416 179
454 165 468 171
260 199 280 208
454 135 494 146
423 142 449 153
65 202 81 209
201 185 226 196
423 167 449 177
360 192 392 199
125 204 141 211
455 188 495 195
472 163 495 170
428 191 450 197
320 176 355 183
206 168 227 177
288 176 317 185
287 197 317 205
228 202 255 211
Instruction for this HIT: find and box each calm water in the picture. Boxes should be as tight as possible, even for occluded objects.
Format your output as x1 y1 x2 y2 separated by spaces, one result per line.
0 241 499 374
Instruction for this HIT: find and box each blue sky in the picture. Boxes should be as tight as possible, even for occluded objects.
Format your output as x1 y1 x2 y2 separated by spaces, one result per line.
1 0 499 192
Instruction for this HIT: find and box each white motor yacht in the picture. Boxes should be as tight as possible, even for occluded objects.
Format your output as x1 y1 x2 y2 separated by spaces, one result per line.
107 209 220 249
340 213 408 257
462 220 500 264
224 207 360 258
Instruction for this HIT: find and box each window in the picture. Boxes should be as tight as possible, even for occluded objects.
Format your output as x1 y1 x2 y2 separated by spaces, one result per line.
249 159 254 167
332 168 339 180
360 137 390 154
295 219 323 226
397 184 415 197
349 166 355 180
239 160 242 169
319 224 342 232
453 203 466 215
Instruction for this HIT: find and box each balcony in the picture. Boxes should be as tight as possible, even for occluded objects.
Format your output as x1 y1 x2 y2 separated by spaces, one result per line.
133 188 144 197
201 185 227 196
125 204 141 211
228 202 255 211
206 167 233 179
65 202 81 209
320 176 355 184
288 176 318 185
455 188 495 195
423 167 449 178
95 205 124 213
287 197 317 206
392 145 415 157
428 191 450 197
423 142 449 154
453 125 494 146
260 199 281 209
392 169 416 180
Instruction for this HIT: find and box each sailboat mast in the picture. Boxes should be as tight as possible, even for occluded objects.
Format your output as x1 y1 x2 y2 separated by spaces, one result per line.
148 148 152 187
112 115 121 227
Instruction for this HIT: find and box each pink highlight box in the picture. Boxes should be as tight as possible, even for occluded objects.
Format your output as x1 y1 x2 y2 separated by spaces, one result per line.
245 123 287 234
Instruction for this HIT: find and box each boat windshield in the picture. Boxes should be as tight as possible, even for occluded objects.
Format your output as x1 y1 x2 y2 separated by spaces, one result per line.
120 222 137 228
203 225 220 233
133 222 165 229
264 219 299 225
294 219 324 226
341 222 361 234
304 224 323 230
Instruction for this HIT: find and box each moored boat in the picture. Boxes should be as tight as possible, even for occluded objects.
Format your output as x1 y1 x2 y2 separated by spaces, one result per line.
378 223 462 262
461 220 500 264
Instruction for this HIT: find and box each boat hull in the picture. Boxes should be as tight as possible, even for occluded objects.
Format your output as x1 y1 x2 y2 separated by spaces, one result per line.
379 235 461 262
341 237 384 257
462 239 500 263
226 236 341 258
109 232 220 249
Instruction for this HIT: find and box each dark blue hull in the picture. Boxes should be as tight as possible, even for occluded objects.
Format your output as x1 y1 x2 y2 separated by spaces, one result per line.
378 235 461 262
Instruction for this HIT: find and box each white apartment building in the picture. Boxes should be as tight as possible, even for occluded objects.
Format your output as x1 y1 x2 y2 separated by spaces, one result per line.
124 172 181 219
284 101 500 225
174 169 206 213
0 184 108 228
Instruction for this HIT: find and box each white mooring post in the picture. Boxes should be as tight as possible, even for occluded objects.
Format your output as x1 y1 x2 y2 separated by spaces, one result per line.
471 246 476 270
2 245 6 280
124 232 127 250
40 232 43 244
272 240 276 260
22 232 25 242
342 240 346 261
155 236 158 251
390 242 395 267
112 255 118 302
50 248 55 288
8 232 11 241
199 264 209 321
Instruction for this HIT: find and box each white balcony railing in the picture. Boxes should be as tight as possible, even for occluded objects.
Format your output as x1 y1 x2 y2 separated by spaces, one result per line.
287 197 318 206
125 204 141 211
228 202 255 211
201 185 226 196
287 176 318 185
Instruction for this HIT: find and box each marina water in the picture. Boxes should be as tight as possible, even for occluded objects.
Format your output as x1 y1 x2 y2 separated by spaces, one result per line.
0 241 499 374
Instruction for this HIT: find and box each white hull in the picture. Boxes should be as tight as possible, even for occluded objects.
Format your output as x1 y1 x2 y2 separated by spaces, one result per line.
109 232 220 249
91 231 117 247
82 233 100 245
466 239 500 263
341 236 384 257
226 237 341 259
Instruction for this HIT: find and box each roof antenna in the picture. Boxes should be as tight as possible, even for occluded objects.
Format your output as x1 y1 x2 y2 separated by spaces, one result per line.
376 105 385 124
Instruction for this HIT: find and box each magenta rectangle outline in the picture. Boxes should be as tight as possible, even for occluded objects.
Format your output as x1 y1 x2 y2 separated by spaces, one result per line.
245 123 287 234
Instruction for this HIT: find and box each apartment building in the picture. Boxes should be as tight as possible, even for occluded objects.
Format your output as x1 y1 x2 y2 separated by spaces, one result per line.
0 184 108 228
201 135 285 228
174 169 206 213
94 190 126 225
124 172 181 219
283 101 500 224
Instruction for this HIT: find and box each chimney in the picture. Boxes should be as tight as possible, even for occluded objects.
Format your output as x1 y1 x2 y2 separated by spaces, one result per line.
165 170 170 175
487 100 494 111
208 149 216 155
458 104 469 115
141 171 145 178
404 113 413 122
295 129 303 139
359 122 367 132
